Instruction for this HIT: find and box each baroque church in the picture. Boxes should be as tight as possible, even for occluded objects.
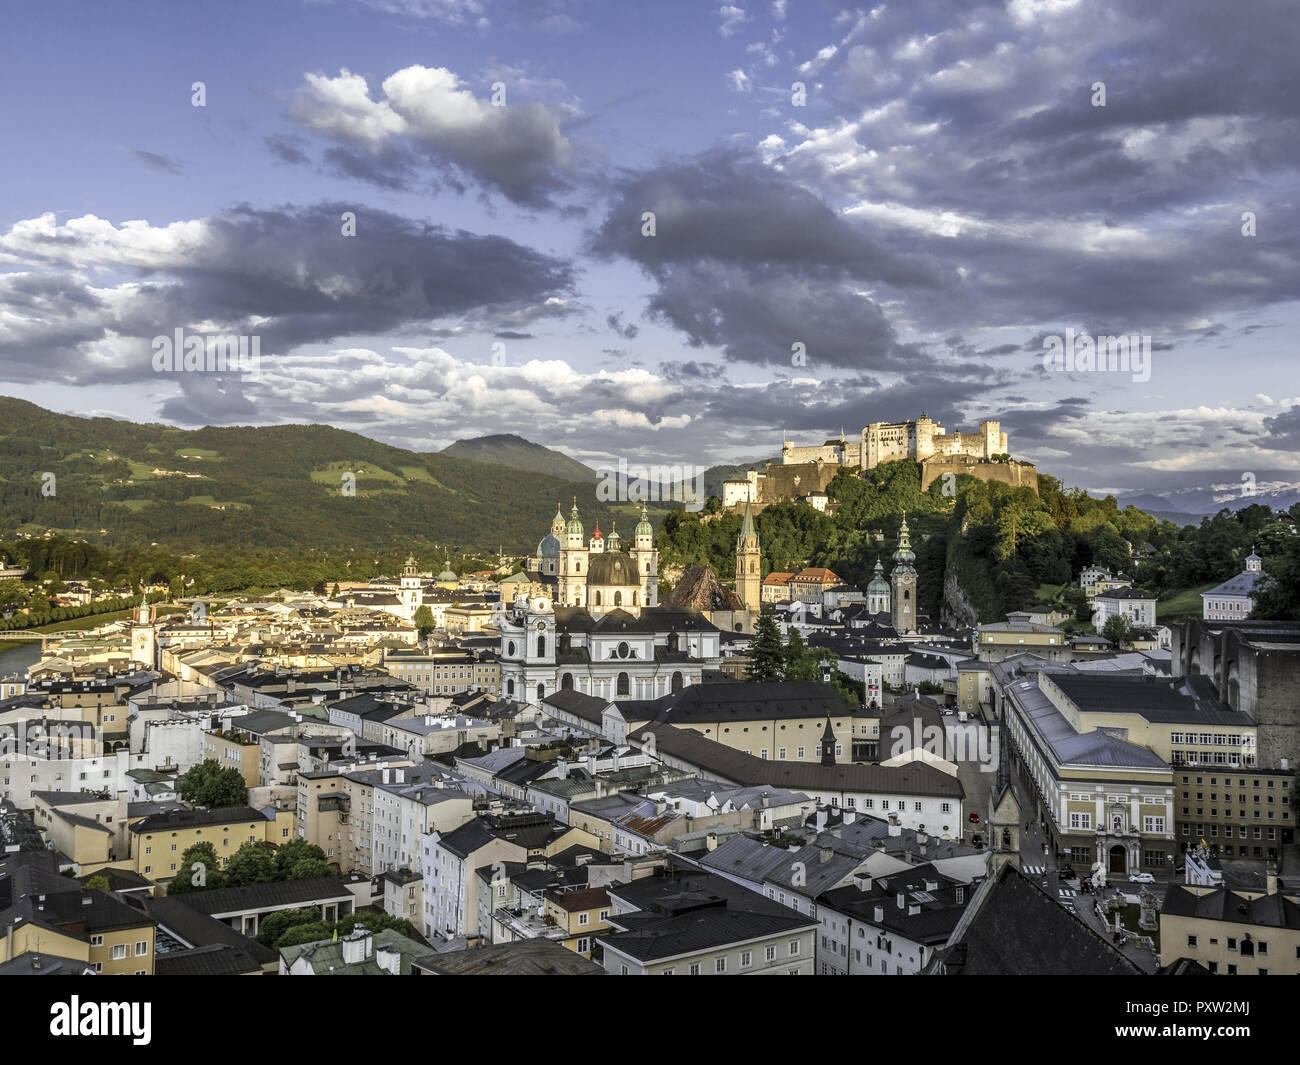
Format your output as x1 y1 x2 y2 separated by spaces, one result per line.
527 500 659 615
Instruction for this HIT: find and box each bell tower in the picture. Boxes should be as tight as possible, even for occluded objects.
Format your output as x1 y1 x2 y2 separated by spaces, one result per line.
735 501 761 614
890 513 918 634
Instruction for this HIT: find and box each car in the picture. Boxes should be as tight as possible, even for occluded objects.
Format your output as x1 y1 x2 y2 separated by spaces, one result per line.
968 812 981 823
1129 872 1156 884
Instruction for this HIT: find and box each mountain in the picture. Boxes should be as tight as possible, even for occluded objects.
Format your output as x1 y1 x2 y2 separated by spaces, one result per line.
440 434 596 482
0 398 638 554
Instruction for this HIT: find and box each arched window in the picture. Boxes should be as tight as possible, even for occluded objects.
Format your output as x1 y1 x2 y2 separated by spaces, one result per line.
537 683 545 701
667 631 679 653
561 673 574 690
671 671 684 693
507 679 515 695
595 591 602 606
559 633 571 655
614 591 622 606
633 591 638 605
644 561 649 573
537 636 546 658
617 672 630 696
576 561 582 573
750 561 756 573
903 590 911 600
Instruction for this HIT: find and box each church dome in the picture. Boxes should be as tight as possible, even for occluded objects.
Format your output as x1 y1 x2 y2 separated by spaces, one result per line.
587 551 638 587
537 533 561 557
867 560 889 595
566 500 584 536
635 504 653 539
437 564 457 581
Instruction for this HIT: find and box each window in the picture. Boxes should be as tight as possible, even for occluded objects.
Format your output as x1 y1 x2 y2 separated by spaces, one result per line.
111 944 128 960
740 950 752 968
765 946 776 962
1187 935 1198 948
576 937 589 953
689 963 701 975
715 958 727 973
789 940 800 956
135 941 148 956
91 935 104 947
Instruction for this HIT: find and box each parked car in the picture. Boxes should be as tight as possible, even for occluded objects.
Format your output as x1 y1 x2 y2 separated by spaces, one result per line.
1129 872 1156 884
968 812 981 823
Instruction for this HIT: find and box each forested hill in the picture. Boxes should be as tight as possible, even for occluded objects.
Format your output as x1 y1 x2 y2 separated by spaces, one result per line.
0 397 639 553
654 461 1300 624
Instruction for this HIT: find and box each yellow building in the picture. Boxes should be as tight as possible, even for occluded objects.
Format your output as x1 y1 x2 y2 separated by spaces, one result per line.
1160 880 1300 975
542 887 613 958
128 805 294 882
0 860 157 975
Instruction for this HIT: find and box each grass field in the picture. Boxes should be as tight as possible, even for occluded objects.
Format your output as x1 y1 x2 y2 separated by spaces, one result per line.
175 447 221 459
1033 583 1068 603
1157 582 1216 620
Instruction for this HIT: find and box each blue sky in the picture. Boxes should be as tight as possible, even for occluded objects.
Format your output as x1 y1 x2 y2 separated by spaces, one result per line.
1 0 1297 509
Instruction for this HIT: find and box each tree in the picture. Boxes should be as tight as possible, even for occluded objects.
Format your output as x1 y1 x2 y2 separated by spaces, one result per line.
274 839 331 880
224 841 277 886
748 614 785 683
176 759 249 808
256 907 322 948
85 875 110 892
1249 538 1300 621
413 605 435 636
783 628 818 683
170 841 225 894
1101 614 1133 649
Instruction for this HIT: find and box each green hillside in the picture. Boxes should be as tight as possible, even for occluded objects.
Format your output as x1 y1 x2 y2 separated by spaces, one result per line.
0 398 618 553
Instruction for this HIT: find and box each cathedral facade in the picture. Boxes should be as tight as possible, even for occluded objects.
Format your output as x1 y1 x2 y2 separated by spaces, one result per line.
530 501 659 616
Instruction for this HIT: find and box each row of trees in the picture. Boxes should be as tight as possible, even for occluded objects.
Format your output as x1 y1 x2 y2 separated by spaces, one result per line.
170 838 333 895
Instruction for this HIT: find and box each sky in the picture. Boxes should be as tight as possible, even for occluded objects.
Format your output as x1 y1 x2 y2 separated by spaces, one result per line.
1 0 1297 508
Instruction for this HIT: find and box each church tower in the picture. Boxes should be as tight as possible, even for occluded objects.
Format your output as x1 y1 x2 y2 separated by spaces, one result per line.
988 735 1021 872
630 504 659 608
735 501 761 614
558 498 589 607
400 554 422 621
130 593 157 669
890 513 918 633
866 559 890 616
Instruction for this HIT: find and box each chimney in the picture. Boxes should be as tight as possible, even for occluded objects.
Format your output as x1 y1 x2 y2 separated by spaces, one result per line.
819 846 833 865
873 905 884 923
896 891 905 909
888 821 901 838
382 768 390 784
855 873 873 893
1266 865 1278 896
842 809 855 825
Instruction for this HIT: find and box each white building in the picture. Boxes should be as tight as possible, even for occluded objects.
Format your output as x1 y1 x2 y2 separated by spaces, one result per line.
1201 552 1264 621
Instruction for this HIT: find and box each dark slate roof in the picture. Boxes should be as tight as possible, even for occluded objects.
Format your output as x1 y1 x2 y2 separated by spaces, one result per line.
639 680 852 725
416 938 605 975
141 897 278 964
0 951 92 975
155 943 265 976
1160 883 1300 929
541 689 609 724
130 806 267 833
171 876 354 917
930 863 1141 975
1049 673 1250 726
603 904 816 962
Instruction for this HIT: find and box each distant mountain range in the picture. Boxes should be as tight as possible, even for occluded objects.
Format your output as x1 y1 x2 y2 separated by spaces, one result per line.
1115 485 1300 527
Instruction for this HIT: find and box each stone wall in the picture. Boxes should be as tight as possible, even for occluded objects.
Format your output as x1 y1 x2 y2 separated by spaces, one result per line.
920 457 1038 494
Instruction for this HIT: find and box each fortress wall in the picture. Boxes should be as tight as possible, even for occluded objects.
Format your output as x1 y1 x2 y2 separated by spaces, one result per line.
920 457 1038 494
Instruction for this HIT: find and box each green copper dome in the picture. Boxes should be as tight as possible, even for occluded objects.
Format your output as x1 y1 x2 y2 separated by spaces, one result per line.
566 498 583 536
635 503 653 538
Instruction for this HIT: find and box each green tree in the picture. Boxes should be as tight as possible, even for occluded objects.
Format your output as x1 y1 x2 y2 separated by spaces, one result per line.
85 875 111 892
170 841 226 894
256 907 322 947
413 605 435 636
224 840 277 886
748 614 785 683
783 628 818 683
176 759 249 808
1101 614 1133 649
1250 537 1300 621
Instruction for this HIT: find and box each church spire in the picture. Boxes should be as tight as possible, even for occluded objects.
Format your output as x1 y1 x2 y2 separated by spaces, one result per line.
820 716 837 766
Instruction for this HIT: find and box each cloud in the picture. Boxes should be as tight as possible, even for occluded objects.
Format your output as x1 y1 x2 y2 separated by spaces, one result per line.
127 149 183 175
0 204 576 406
285 65 578 206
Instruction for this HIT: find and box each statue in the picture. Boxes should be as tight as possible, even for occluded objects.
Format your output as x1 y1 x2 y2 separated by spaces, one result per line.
1090 855 1107 891
1138 887 1158 931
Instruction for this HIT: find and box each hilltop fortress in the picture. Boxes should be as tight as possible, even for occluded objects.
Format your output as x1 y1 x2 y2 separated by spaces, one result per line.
723 413 1037 510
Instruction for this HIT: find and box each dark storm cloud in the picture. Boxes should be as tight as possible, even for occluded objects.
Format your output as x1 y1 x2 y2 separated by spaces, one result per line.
1262 405 1300 451
0 202 576 393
